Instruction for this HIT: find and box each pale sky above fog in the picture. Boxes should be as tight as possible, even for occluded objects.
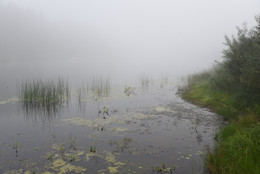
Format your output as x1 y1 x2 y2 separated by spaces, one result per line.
0 0 260 83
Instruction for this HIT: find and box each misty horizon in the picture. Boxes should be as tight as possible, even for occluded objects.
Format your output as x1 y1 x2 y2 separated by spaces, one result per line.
0 0 259 84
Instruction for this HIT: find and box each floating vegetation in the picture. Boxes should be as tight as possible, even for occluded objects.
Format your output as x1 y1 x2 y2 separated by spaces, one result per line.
47 153 54 161
86 152 102 161
112 127 128 134
152 164 175 173
116 137 132 152
51 158 86 173
110 137 134 153
153 106 172 113
0 97 19 105
47 143 86 172
99 106 110 118
85 151 126 173
124 86 132 96
196 150 203 156
68 154 78 162
62 113 155 129
19 78 70 117
3 169 24 174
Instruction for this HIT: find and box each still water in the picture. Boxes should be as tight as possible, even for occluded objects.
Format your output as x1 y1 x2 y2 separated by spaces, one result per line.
0 76 221 174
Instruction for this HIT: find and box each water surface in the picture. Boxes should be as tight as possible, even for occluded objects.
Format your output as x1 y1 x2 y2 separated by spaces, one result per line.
0 79 221 174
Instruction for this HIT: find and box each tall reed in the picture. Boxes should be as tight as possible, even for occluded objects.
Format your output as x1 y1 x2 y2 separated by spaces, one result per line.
90 76 110 98
19 78 70 116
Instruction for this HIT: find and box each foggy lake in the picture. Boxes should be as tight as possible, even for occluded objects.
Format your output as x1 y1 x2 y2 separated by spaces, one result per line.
0 0 259 173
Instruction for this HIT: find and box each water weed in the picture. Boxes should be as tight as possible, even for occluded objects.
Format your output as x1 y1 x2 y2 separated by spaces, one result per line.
91 75 110 98
124 86 132 96
19 78 70 116
59 144 65 154
47 153 54 161
152 164 175 173
90 146 96 153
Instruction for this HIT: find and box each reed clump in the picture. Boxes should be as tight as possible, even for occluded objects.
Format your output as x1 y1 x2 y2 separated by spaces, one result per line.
19 78 69 115
91 76 110 98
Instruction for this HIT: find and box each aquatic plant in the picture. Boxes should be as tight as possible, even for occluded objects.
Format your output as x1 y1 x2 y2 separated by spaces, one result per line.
69 137 77 150
59 144 65 154
111 137 132 152
68 154 78 162
103 106 109 115
13 140 18 156
124 86 132 96
99 106 110 119
76 82 89 110
89 146 96 153
47 153 54 161
152 164 175 173
19 78 70 117
91 75 110 98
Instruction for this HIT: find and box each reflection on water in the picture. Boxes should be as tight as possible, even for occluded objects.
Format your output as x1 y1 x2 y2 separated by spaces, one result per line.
18 76 112 123
19 78 69 122
0 78 221 174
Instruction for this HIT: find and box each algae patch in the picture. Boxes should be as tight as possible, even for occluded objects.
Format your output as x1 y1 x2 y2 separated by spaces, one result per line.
0 97 19 105
154 106 172 113
112 127 128 134
62 112 155 129
51 158 86 174
107 166 118 174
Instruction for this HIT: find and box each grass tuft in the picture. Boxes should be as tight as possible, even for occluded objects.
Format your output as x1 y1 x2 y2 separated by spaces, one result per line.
19 78 70 116
180 69 260 174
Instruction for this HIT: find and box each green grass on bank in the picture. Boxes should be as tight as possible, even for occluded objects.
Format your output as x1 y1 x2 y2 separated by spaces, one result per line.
180 71 260 174
207 115 260 174
181 70 260 121
181 80 238 120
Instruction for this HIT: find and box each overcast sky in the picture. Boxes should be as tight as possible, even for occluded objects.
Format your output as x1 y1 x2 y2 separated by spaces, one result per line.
0 0 259 83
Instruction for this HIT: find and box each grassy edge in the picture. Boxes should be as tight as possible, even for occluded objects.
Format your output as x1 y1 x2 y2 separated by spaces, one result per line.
180 80 260 174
